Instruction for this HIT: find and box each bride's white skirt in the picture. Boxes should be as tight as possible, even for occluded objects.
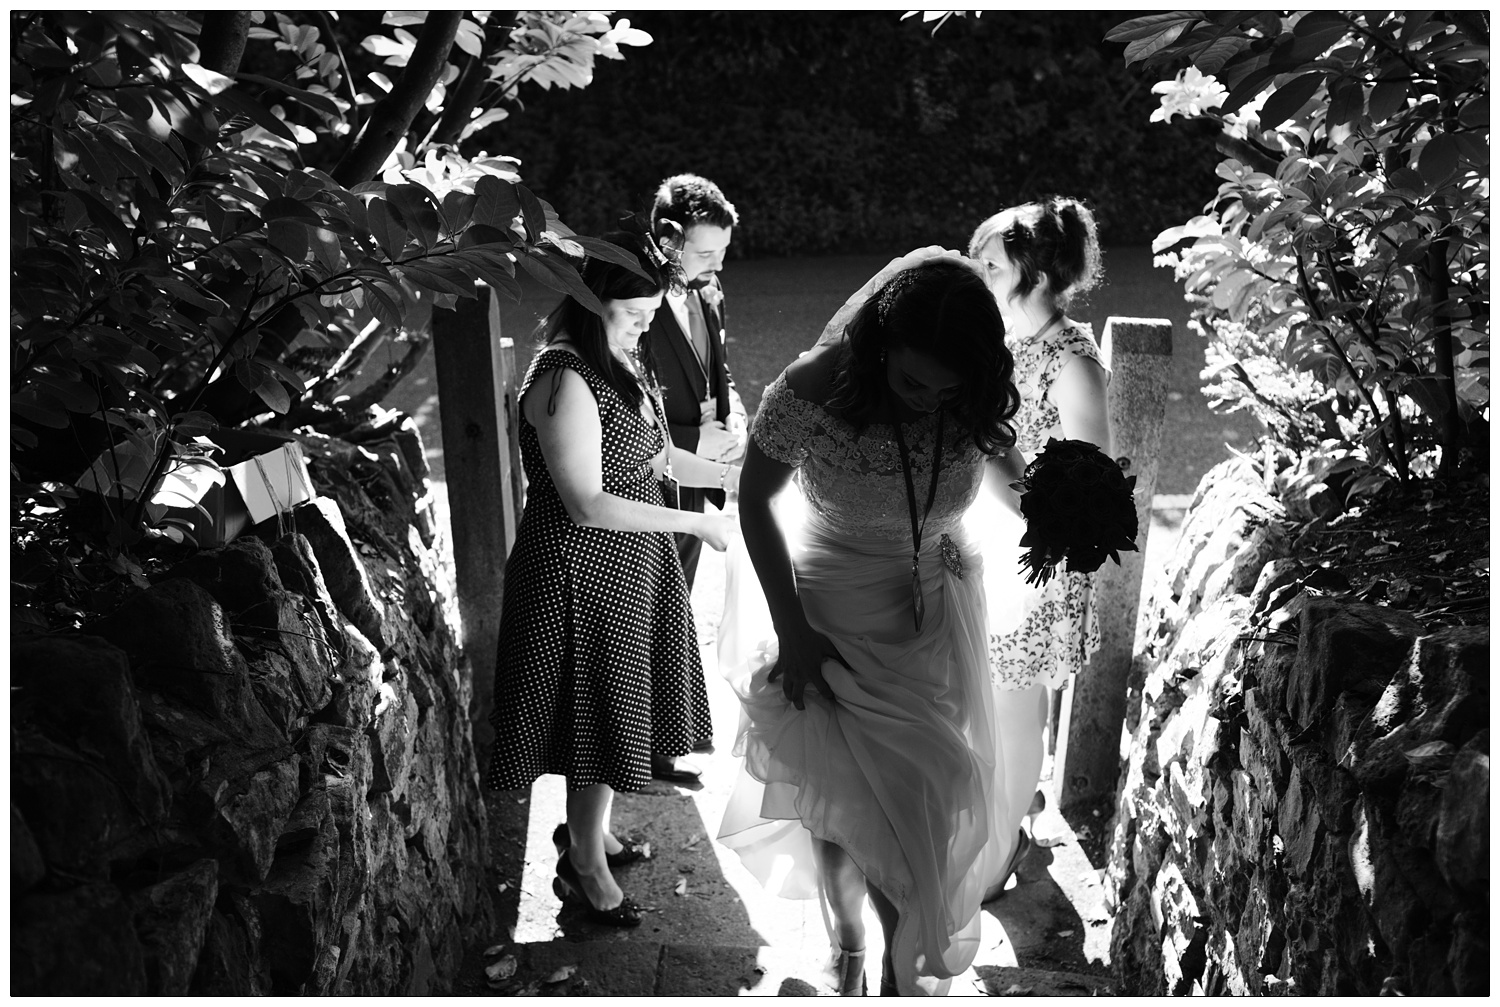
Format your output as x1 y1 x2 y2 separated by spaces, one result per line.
717 500 1016 995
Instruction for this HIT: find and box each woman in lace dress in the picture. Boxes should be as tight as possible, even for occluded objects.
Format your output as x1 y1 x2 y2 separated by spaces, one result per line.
718 254 1024 995
966 197 1111 895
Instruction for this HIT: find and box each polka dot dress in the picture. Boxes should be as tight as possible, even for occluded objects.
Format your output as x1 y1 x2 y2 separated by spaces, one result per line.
486 348 711 793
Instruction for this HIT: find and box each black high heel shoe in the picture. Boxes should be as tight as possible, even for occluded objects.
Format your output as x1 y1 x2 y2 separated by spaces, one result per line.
551 823 650 868
552 852 642 928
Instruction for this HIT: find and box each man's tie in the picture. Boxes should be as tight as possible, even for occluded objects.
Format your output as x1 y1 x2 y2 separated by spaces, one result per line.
685 291 719 420
685 291 713 383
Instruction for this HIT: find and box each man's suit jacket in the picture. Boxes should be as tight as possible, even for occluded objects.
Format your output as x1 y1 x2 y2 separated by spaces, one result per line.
643 279 734 512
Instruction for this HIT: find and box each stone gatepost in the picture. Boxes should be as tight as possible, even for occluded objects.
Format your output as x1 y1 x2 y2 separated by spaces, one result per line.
1056 317 1172 810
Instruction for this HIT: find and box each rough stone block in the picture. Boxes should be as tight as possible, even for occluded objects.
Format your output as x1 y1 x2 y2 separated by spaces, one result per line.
1285 599 1423 738
94 578 290 742
1248 557 1302 616
175 536 285 625
12 803 46 893
1349 797 1425 960
1346 625 1488 787
193 903 265 995
11 634 172 836
253 788 342 994
1275 766 1322 876
128 858 219 995
203 752 303 883
12 728 152 879
292 496 387 649
1434 730 1487 893
13 884 149 994
271 533 348 658
1284 741 1358 835
1448 909 1489 995
369 678 419 798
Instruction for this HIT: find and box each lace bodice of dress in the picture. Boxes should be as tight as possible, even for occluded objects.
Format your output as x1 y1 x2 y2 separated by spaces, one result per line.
752 372 987 540
1010 321 1104 458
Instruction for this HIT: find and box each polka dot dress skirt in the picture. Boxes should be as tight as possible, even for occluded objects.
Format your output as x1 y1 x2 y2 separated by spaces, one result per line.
486 350 711 793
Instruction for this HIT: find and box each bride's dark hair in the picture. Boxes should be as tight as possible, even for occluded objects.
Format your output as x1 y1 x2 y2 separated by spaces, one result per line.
827 262 1018 454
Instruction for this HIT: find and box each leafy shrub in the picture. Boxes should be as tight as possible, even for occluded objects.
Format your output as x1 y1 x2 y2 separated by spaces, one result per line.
11 11 648 619
1119 11 1489 497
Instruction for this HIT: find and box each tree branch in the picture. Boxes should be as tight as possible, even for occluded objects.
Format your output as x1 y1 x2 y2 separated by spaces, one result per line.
313 11 363 137
331 12 463 186
430 35 492 147
1215 132 1280 175
197 11 251 77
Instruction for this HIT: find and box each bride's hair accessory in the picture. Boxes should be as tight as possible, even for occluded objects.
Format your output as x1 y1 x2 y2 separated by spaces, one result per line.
1012 438 1138 586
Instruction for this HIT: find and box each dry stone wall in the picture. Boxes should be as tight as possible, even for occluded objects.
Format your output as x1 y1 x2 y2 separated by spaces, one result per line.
11 411 493 995
1105 457 1488 996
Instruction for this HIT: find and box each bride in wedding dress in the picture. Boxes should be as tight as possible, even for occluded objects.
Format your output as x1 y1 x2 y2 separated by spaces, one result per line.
717 250 1029 995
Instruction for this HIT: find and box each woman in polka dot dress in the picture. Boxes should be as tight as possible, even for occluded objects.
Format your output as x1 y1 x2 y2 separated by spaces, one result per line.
486 231 741 927
967 197 1112 897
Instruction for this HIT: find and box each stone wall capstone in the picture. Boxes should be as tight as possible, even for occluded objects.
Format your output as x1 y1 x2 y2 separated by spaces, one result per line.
1105 456 1488 996
11 410 493 995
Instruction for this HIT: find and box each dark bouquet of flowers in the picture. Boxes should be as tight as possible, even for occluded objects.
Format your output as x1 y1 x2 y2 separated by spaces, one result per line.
1012 438 1138 587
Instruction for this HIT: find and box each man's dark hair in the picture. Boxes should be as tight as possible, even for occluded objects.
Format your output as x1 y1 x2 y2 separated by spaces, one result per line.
651 173 740 235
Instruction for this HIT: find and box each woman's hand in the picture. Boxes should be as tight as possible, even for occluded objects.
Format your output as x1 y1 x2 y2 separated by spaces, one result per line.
768 619 851 710
696 511 738 552
881 245 975 279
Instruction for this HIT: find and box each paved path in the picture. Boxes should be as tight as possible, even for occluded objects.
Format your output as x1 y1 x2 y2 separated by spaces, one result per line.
452 508 1185 995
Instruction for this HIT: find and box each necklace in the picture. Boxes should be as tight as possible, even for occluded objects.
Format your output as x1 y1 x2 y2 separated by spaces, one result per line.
891 409 945 633
1019 309 1065 344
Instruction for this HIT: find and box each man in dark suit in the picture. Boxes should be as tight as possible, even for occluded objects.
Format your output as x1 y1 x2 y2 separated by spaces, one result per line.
644 174 747 590
641 174 746 782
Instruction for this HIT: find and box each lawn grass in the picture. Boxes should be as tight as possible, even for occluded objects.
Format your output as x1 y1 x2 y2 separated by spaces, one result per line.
485 247 1261 496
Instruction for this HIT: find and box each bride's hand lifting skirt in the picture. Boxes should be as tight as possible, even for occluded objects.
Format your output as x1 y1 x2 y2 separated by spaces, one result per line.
717 513 1017 995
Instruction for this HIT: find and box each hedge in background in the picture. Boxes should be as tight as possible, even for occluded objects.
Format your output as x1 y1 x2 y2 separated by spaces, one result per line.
481 11 1224 256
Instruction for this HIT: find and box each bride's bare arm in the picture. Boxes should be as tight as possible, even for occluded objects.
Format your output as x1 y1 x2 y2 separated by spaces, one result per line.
739 437 848 709
982 446 1026 518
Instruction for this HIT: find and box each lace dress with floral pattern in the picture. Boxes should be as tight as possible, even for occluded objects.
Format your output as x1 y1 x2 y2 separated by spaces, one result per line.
717 371 1013 995
986 322 1105 691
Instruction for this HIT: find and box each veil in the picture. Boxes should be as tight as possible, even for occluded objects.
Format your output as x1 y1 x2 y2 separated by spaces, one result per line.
812 246 979 350
717 245 984 673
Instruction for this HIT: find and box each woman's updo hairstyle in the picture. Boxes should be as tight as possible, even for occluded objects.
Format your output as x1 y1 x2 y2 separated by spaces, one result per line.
968 195 1102 310
830 261 1019 454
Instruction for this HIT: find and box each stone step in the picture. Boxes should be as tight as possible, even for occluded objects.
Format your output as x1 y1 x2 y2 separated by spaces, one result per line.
460 939 1117 996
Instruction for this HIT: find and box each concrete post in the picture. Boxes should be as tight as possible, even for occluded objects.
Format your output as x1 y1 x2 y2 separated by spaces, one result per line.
1057 317 1172 811
432 285 523 746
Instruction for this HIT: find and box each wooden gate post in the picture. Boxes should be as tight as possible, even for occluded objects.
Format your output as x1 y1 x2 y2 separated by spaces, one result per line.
1057 317 1172 811
432 284 523 747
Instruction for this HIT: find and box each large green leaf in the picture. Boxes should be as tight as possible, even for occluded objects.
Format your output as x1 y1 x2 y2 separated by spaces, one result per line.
1259 71 1326 129
234 72 342 117
1417 134 1461 184
1366 78 1409 122
387 183 443 248
1104 12 1199 44
261 196 323 224
366 198 409 258
570 235 654 282
515 184 547 243
516 249 602 315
